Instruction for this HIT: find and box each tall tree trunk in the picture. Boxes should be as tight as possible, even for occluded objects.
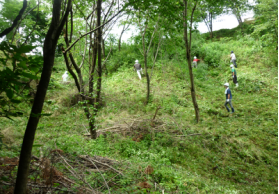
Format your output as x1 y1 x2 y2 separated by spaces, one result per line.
84 0 102 140
183 0 199 123
142 39 150 104
233 7 242 25
96 0 102 104
209 11 213 38
102 38 105 58
14 0 72 193
89 36 98 96
118 32 123 51
144 53 150 104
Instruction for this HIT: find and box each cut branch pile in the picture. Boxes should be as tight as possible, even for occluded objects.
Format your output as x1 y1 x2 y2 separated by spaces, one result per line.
83 118 169 138
0 149 126 193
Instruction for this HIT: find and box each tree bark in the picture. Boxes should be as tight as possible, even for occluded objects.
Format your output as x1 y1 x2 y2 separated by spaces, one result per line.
202 11 213 39
118 18 130 51
96 0 102 105
14 0 72 193
118 32 123 51
89 36 98 95
183 0 199 123
209 11 213 38
102 38 105 58
142 31 150 104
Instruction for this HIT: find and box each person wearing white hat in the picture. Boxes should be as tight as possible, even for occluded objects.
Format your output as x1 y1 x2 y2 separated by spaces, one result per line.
134 60 143 80
62 71 69 82
224 82 235 113
230 64 238 87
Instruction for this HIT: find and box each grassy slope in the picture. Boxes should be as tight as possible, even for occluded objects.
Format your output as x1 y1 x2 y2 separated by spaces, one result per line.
0 35 277 193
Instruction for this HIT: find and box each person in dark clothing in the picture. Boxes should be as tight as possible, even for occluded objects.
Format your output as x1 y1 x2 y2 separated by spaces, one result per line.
224 82 235 113
230 64 239 87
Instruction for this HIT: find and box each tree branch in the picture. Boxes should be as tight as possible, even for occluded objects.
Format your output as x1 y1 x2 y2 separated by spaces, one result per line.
63 9 124 54
0 0 28 38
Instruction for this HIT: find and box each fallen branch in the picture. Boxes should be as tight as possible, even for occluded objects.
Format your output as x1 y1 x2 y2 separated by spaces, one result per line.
0 181 75 193
152 106 161 120
79 155 123 176
88 158 111 194
177 133 202 137
58 152 95 193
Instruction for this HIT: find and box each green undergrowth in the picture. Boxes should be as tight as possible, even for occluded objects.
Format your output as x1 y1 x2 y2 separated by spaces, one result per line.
0 34 277 193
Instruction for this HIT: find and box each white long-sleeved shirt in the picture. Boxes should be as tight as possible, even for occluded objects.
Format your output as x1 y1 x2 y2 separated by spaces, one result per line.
231 53 236 60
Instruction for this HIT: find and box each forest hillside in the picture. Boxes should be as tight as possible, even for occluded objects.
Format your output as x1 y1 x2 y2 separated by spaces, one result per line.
1 23 278 193
0 0 278 193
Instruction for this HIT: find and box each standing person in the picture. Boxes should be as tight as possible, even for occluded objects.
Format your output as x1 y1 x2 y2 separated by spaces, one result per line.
134 60 143 80
230 64 239 87
224 82 235 113
192 56 199 68
230 51 237 68
62 71 68 82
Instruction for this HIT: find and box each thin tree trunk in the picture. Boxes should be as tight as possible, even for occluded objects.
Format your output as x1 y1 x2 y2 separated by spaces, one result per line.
118 32 123 51
209 12 213 38
183 0 199 123
89 36 98 96
150 35 162 80
84 0 102 140
102 38 105 58
96 0 102 105
202 12 213 39
233 7 242 25
144 53 150 104
142 36 150 104
118 17 130 51
14 0 71 193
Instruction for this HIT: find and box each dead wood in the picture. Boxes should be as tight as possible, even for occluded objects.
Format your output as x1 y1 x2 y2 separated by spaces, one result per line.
152 106 161 121
79 155 123 176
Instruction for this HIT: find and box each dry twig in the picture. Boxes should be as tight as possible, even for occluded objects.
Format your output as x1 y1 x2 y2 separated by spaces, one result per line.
79 155 124 176
87 157 111 194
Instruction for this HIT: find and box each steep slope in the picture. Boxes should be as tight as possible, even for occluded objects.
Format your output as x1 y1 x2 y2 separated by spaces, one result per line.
0 34 277 193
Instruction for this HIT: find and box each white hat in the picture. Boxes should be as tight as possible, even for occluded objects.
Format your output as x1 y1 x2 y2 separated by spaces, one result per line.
194 56 197 59
135 60 139 63
230 64 234 68
224 83 229 87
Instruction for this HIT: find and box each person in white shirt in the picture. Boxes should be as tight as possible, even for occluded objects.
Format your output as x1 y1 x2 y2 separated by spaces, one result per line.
230 51 237 68
134 60 143 80
62 71 69 82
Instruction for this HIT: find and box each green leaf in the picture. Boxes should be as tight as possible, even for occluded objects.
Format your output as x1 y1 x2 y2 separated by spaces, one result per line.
18 61 27 69
10 99 21 104
5 89 13 99
21 72 38 80
1 176 9 182
15 45 36 54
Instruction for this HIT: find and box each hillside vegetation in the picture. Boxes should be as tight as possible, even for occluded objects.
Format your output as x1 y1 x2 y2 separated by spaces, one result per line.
0 25 278 193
